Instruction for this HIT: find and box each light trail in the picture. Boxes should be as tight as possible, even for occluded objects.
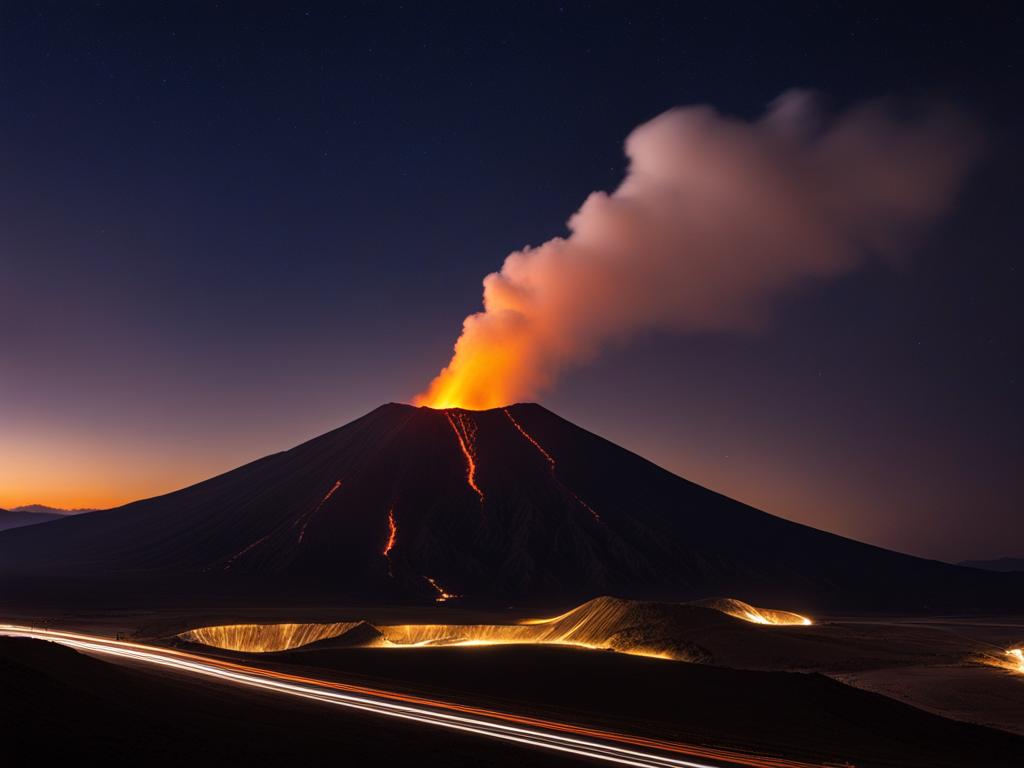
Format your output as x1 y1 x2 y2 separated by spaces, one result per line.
0 624 827 768
445 411 484 503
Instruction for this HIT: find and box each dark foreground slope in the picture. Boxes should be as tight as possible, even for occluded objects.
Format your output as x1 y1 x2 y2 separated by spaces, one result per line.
0 637 573 767
0 403 1020 610
6 636 1019 768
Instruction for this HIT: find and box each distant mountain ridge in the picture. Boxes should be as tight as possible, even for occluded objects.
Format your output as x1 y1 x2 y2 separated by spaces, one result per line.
959 557 1024 573
0 403 1021 611
11 505 98 515
0 508 63 533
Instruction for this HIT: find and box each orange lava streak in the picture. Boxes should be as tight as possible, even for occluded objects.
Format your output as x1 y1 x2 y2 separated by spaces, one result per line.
223 531 273 570
298 480 342 543
423 575 459 602
503 408 555 471
504 408 600 522
383 509 398 557
569 490 601 523
445 411 484 503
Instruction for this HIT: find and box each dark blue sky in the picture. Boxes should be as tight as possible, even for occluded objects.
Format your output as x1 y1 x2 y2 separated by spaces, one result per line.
1 2 1021 561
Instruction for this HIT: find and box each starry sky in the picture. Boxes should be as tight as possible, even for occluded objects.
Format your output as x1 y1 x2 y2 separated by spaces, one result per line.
1 2 1021 562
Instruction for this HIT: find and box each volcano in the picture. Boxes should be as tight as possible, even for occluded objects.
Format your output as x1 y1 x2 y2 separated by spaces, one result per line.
0 403 1019 611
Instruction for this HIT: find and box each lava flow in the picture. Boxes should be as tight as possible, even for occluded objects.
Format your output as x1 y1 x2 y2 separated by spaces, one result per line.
445 411 484 503
382 508 398 576
504 407 600 522
382 509 398 557
423 575 459 603
222 532 273 570
504 408 555 471
298 480 342 543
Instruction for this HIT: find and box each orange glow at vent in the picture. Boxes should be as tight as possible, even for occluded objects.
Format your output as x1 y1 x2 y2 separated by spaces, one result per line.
445 411 484 503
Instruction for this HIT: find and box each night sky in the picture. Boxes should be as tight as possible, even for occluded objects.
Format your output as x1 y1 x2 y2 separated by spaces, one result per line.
2 3 1021 562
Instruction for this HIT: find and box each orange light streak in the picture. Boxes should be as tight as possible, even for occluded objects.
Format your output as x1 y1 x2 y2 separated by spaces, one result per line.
445 411 484 503
298 480 342 543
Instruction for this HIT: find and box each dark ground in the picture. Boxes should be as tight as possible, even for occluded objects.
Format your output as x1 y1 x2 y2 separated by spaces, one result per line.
4 634 1023 768
0 637 578 767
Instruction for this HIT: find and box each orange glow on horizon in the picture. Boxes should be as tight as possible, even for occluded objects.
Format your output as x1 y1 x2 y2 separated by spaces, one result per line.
445 411 484 503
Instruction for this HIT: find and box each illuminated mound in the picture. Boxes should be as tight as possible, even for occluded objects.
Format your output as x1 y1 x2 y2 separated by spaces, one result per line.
178 621 383 652
377 595 719 657
980 647 1024 674
179 596 812 660
695 598 812 626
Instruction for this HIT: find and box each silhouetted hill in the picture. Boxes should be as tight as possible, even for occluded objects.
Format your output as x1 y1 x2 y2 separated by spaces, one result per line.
0 403 1020 611
12 504 98 515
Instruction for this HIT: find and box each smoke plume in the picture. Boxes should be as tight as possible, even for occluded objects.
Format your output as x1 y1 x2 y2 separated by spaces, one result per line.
415 90 981 409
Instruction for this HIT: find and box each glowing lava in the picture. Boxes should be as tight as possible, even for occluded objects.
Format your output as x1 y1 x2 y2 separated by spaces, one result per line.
445 411 484 503
1008 648 1023 673
504 407 600 522
383 509 397 557
423 575 459 603
223 532 273 570
382 508 398 576
504 408 555 471
298 480 342 543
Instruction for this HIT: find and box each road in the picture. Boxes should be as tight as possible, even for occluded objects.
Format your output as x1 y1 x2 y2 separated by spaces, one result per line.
0 624 828 768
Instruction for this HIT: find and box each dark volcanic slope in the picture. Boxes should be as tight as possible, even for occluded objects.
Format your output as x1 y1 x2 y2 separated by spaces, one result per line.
0 403 1019 610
